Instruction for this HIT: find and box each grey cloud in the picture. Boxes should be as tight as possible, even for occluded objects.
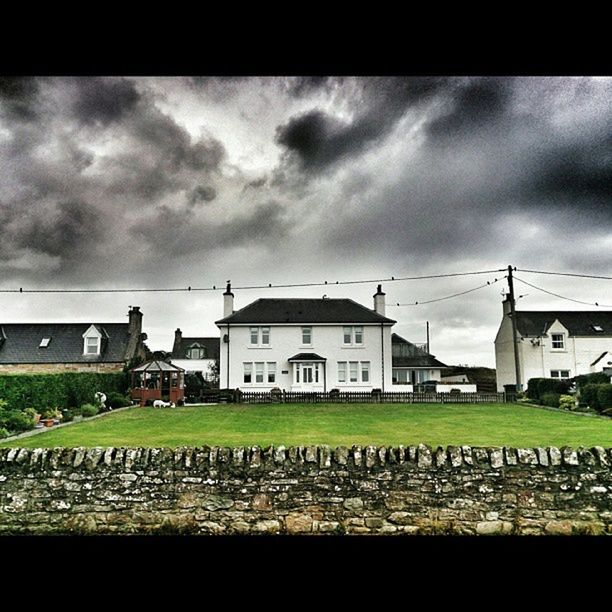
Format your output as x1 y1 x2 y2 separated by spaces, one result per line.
130 201 290 256
275 77 449 172
16 200 102 258
0 77 41 121
188 185 217 205
71 77 141 126
425 78 512 141
284 76 340 98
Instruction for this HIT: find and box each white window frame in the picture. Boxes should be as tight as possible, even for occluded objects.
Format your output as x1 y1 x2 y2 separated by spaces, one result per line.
267 362 276 383
85 336 100 355
550 370 570 379
338 361 346 383
249 326 271 347
342 326 364 346
255 362 264 383
551 333 565 350
337 361 370 384
361 361 370 383
301 326 312 346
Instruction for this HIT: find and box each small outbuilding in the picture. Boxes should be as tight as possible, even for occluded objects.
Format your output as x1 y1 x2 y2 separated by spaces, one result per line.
129 360 185 406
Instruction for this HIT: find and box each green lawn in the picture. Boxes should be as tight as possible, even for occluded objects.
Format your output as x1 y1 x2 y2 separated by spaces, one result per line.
2 403 612 448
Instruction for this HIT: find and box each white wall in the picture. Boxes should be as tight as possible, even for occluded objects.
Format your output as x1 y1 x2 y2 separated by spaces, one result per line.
218 323 393 391
495 315 612 391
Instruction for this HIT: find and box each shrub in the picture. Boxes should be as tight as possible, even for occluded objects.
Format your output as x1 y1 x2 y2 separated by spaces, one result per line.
526 378 571 402
0 409 37 433
596 384 612 412
574 372 610 387
80 404 99 418
558 394 576 411
581 384 601 411
40 407 62 419
540 392 561 408
0 427 9 439
106 392 131 409
61 409 75 423
176 398 185 407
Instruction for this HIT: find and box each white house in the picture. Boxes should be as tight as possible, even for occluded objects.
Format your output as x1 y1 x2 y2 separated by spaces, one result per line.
216 284 397 392
494 296 612 391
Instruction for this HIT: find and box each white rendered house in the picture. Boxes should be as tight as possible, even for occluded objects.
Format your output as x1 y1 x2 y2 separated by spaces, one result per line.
215 284 397 392
494 296 612 391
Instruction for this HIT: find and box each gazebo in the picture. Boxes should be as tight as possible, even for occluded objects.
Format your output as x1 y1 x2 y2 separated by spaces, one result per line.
129 360 185 406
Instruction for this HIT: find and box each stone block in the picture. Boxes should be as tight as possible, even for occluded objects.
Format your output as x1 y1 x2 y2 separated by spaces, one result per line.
285 513 313 533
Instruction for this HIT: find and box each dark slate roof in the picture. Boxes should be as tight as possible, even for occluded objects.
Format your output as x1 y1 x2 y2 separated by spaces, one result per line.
288 353 327 361
514 311 612 337
392 355 449 369
172 337 220 360
216 299 396 325
391 333 448 368
0 323 131 364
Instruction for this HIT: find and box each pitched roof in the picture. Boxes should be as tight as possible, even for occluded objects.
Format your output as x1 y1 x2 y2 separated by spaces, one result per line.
131 359 184 372
216 298 396 325
0 323 131 364
172 337 220 360
391 332 448 368
514 311 612 337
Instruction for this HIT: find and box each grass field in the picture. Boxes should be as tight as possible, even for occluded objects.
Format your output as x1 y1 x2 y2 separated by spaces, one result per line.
2 403 612 448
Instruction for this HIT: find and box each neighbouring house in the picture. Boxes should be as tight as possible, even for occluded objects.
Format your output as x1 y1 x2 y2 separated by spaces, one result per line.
0 306 147 374
169 329 220 382
391 333 450 387
215 283 397 392
494 295 612 391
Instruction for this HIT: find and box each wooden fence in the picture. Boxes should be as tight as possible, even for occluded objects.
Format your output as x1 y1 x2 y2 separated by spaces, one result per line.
237 391 506 404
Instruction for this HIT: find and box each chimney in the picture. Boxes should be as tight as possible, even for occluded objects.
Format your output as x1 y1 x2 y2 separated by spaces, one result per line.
373 284 386 316
126 306 143 359
502 294 512 317
173 328 182 356
223 281 234 318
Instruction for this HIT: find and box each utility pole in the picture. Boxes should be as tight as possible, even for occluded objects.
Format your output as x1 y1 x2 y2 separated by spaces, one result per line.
507 265 522 391
426 321 430 354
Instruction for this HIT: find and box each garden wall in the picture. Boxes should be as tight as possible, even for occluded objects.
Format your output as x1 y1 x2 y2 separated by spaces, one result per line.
0 444 610 534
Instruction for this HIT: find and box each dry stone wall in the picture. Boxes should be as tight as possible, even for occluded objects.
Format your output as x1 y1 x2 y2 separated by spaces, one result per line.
0 445 610 535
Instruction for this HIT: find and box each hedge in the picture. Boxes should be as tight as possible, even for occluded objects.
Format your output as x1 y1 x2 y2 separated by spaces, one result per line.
597 384 612 411
0 372 128 412
526 377 571 401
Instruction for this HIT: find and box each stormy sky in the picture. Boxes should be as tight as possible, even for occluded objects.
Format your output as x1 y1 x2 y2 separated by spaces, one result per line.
1 76 610 367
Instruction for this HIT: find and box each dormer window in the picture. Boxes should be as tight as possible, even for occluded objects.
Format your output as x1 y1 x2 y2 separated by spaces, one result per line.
39 337 51 348
82 324 102 356
187 345 206 359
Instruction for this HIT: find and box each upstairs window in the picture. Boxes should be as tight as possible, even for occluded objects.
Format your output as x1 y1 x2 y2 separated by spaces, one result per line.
39 337 51 348
551 333 565 349
250 327 271 346
188 346 206 359
343 326 364 346
302 327 312 345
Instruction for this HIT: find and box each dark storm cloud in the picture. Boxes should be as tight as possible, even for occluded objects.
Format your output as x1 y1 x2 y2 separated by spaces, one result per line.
531 134 612 202
285 76 339 98
71 77 141 126
0 77 41 121
187 185 217 205
276 77 449 172
16 200 102 258
425 78 512 140
130 201 290 256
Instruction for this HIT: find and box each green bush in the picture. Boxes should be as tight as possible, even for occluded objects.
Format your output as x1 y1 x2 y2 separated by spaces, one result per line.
80 403 99 418
581 384 601 410
558 394 576 411
540 392 561 408
0 372 127 412
574 372 610 387
106 392 131 409
526 378 571 401
0 409 37 433
0 427 9 439
597 384 612 412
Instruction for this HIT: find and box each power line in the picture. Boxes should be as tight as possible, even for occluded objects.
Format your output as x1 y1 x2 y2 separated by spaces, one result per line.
513 276 612 308
517 268 612 281
389 276 506 306
0 268 507 294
